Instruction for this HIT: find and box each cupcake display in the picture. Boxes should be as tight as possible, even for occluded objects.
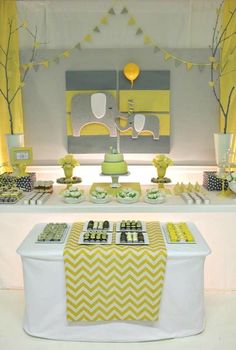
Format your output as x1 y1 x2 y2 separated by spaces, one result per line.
36 223 68 243
0 187 23 204
90 187 111 203
62 186 85 204
116 188 139 203
144 188 165 204
164 222 195 244
34 181 53 193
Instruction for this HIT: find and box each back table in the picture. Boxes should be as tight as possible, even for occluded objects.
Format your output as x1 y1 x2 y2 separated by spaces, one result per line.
17 222 210 342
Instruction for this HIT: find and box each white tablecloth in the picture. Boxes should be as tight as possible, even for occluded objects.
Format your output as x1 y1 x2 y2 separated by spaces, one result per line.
17 222 210 342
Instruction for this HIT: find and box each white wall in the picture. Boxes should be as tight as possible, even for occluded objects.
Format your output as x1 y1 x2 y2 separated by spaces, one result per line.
18 0 221 165
21 47 219 165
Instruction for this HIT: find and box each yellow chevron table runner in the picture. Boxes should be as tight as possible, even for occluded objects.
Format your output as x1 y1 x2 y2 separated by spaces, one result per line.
64 222 167 322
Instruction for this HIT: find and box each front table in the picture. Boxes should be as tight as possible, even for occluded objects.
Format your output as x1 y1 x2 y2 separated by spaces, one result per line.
17 222 210 342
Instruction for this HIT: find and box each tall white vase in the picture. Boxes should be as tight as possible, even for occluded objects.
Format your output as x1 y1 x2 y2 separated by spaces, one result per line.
214 133 234 166
6 134 25 165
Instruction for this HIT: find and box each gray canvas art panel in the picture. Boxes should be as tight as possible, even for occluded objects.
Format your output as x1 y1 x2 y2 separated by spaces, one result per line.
66 70 170 154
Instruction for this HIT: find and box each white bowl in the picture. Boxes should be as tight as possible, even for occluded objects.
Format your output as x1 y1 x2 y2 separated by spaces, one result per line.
229 181 236 194
90 195 112 204
116 191 140 204
144 196 165 204
63 195 85 204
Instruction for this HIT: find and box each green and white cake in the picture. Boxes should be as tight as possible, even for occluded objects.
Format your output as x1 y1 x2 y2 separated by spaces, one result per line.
101 147 128 175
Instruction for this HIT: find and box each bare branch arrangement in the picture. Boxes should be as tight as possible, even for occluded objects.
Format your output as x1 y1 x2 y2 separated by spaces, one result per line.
0 19 38 135
210 0 236 134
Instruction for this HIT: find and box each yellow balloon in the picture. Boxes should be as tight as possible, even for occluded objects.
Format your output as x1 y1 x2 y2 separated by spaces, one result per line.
123 63 140 88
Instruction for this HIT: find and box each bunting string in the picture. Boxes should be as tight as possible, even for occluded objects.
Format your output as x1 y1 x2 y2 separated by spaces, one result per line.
20 1 216 73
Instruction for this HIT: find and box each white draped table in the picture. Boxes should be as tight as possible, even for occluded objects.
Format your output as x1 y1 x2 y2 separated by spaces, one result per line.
17 222 210 342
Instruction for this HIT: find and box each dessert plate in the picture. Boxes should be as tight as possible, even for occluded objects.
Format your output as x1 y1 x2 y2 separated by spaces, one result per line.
83 221 113 232
63 194 85 204
78 231 113 245
89 195 112 204
116 189 140 204
116 232 149 245
144 196 165 204
116 221 146 232
161 222 196 244
35 223 70 244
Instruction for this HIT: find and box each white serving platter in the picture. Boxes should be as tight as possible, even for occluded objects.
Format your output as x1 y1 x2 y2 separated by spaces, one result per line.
143 196 165 204
115 232 149 245
89 195 112 204
116 194 140 204
63 194 86 204
161 223 196 244
83 221 113 232
35 224 70 244
79 231 113 245
116 221 146 232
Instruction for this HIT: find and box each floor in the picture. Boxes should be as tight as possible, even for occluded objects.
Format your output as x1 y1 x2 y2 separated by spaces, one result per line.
0 290 235 350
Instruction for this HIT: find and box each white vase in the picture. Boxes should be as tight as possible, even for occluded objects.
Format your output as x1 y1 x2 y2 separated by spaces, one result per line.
6 134 24 149
214 133 234 166
6 134 25 165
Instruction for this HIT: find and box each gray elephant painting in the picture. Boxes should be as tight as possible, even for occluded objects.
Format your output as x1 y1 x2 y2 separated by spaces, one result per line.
71 92 160 140
71 92 120 137
115 113 160 140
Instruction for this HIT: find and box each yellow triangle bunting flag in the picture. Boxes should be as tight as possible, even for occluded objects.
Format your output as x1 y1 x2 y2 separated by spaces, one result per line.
144 36 151 45
164 52 172 61
84 34 92 42
33 41 40 49
100 16 108 24
186 62 193 70
41 61 49 68
22 20 28 29
63 51 71 58
128 17 136 25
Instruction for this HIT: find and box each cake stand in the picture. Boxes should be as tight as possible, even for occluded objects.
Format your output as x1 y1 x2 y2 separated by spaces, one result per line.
56 177 82 189
151 177 171 184
100 172 130 188
151 177 172 194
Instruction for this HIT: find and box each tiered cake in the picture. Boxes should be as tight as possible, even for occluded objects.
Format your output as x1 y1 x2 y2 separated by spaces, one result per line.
101 147 128 175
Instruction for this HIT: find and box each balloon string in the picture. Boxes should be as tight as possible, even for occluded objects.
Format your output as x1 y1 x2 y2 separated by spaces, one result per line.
131 80 133 89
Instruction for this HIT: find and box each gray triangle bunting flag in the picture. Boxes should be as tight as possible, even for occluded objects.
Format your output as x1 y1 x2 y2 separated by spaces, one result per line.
174 60 182 67
93 26 100 33
53 57 60 64
75 43 82 50
136 28 143 35
121 7 128 14
108 8 115 15
198 65 205 72
33 64 40 72
153 46 160 53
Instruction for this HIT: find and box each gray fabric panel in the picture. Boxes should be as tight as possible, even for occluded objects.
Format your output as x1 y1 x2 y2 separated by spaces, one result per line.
118 70 170 90
66 71 117 90
68 136 170 154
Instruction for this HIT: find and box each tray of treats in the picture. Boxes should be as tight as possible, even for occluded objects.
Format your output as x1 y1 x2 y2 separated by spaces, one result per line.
0 188 23 204
116 231 149 245
79 230 113 245
36 223 69 244
116 189 140 204
116 220 146 232
33 180 54 193
23 191 51 205
162 222 196 244
83 220 113 232
90 187 112 204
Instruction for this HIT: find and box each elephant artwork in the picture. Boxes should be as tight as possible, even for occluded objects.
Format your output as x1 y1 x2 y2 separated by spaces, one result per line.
115 113 160 140
71 92 122 137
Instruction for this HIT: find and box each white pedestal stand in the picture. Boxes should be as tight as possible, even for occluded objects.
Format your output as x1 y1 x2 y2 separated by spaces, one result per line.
100 172 130 188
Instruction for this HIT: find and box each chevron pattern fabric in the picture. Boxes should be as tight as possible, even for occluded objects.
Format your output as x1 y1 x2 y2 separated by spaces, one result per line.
64 221 167 322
